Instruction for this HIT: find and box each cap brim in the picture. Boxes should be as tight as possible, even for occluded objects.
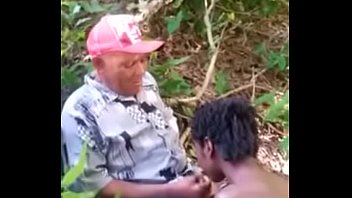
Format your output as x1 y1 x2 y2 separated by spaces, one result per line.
121 40 165 54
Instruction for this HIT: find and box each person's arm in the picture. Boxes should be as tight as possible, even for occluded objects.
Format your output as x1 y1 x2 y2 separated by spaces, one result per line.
70 142 178 198
99 180 175 198
61 107 179 198
83 145 177 198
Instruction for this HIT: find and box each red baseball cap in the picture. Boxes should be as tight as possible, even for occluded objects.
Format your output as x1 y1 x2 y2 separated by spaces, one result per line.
86 14 164 58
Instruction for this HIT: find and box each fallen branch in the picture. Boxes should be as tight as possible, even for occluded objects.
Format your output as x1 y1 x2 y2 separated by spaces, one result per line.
204 0 216 50
178 0 223 104
177 47 220 104
251 67 256 102
217 84 253 99
180 127 191 146
268 123 288 136
217 68 267 99
258 114 288 136
173 111 191 120
256 85 272 92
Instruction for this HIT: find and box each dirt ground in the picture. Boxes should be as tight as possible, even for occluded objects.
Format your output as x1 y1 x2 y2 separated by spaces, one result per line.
143 4 289 176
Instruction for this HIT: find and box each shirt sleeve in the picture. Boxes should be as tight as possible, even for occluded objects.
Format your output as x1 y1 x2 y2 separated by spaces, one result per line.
61 107 113 192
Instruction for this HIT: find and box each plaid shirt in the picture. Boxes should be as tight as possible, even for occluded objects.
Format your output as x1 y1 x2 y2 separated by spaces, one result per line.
61 71 191 192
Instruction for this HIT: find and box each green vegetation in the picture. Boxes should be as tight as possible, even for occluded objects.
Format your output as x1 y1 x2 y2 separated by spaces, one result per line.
61 0 289 195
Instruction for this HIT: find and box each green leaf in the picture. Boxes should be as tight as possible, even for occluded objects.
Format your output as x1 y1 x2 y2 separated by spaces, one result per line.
164 56 190 67
159 71 191 96
280 136 289 153
86 62 94 73
149 52 158 65
68 2 79 15
194 20 206 37
61 191 96 198
72 4 81 15
255 42 267 56
181 8 191 21
283 108 289 123
61 67 81 88
216 12 226 24
160 78 182 95
61 10 70 22
283 122 289 131
173 0 184 8
61 143 88 188
267 52 279 69
89 0 106 12
61 1 69 7
187 0 204 9
265 91 289 121
277 56 287 71
260 0 279 17
214 71 230 95
62 191 80 198
254 92 275 106
165 9 184 34
80 1 106 13
227 12 235 21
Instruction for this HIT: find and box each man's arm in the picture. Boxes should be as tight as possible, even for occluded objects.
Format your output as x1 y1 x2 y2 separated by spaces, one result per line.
99 180 174 198
61 107 180 198
71 143 178 198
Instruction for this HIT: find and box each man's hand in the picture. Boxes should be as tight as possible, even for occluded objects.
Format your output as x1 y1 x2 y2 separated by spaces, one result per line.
168 175 212 198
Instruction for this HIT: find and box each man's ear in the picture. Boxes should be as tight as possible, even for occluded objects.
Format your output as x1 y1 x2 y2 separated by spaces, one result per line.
203 137 215 159
92 57 104 70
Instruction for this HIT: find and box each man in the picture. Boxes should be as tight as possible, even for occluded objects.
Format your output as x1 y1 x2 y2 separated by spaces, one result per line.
191 97 288 198
61 14 211 198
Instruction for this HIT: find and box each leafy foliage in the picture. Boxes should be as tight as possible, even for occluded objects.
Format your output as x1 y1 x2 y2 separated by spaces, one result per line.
165 9 185 34
254 92 275 106
149 55 192 97
61 141 120 198
61 0 289 176
61 143 96 198
255 91 289 152
280 136 289 154
255 42 289 71
61 0 117 88
214 71 230 95
265 91 289 124
61 143 87 188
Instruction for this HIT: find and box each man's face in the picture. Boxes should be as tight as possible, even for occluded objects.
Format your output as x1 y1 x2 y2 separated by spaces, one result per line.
194 140 225 182
95 52 149 96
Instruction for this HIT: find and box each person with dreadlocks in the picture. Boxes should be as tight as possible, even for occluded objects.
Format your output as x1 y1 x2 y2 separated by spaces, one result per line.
191 97 288 198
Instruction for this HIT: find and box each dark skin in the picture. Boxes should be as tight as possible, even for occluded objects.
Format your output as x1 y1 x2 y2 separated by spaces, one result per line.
92 51 149 96
194 139 288 198
91 51 212 198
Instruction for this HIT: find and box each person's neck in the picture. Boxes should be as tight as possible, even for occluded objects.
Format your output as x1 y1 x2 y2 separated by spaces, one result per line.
95 73 137 98
220 157 262 184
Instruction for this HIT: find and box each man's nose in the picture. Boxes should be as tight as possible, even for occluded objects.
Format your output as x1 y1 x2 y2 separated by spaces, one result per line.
135 61 145 75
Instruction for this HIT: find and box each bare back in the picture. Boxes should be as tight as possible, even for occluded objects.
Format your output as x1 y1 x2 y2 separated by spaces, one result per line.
215 171 288 198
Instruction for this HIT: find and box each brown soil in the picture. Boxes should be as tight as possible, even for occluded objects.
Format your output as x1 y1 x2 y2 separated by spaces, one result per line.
143 4 289 176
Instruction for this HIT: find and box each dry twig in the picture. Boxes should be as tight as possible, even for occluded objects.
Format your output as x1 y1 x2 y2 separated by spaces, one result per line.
204 0 216 50
178 0 224 104
217 68 267 99
258 114 288 136
251 67 256 102
217 84 252 99
180 127 191 146
173 111 191 120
